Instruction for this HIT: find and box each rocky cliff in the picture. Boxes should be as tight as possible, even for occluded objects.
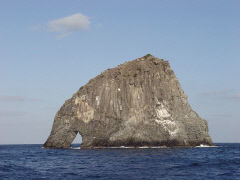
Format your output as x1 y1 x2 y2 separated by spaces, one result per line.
44 54 212 148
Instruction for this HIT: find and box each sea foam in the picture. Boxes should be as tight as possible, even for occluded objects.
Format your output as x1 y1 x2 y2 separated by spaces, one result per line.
195 144 219 148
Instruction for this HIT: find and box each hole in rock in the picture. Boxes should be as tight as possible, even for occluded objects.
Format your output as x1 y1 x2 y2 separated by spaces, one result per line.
71 132 82 148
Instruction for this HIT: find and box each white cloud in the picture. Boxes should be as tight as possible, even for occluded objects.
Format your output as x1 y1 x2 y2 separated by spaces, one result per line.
48 13 90 38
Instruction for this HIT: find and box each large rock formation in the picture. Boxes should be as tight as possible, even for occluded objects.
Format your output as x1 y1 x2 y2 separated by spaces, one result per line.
44 54 212 148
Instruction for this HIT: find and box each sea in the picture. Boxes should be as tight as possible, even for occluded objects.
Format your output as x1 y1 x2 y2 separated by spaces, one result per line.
0 143 239 180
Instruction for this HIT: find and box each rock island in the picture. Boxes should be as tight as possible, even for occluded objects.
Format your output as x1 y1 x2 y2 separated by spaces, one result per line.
44 54 212 148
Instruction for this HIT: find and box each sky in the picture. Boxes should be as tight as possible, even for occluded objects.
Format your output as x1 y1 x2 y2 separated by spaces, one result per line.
0 0 239 144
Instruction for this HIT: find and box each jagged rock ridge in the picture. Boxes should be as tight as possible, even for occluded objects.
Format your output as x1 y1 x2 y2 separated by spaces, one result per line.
44 54 212 148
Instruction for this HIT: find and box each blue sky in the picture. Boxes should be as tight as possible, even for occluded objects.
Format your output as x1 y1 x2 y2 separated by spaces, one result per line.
0 0 239 144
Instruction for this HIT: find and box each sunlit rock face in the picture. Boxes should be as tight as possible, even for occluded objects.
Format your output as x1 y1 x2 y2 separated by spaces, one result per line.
44 54 212 148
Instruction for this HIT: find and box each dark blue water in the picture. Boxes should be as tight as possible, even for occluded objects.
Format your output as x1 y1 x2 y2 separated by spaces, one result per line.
0 143 239 180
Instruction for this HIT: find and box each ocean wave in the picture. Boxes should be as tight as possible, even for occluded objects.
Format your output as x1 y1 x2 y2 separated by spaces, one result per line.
195 144 219 148
71 146 168 149
72 145 221 149
71 147 81 149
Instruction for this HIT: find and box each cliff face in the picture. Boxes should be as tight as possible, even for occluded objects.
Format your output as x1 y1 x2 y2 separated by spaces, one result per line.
44 54 212 148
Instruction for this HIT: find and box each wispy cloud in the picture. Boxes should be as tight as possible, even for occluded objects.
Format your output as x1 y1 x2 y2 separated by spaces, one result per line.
207 113 232 118
199 89 233 96
0 95 41 103
230 93 240 99
0 110 26 117
31 24 43 31
198 89 240 101
48 13 90 39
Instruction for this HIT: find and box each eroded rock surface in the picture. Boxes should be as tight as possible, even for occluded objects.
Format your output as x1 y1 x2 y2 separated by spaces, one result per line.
44 54 212 148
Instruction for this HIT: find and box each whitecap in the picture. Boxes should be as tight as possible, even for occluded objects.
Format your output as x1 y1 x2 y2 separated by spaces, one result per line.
195 144 219 148
71 147 81 149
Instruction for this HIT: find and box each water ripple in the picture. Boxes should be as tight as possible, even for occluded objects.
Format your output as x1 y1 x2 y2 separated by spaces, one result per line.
0 143 239 180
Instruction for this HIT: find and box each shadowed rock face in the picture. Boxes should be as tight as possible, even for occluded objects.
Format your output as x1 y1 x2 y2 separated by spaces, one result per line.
44 54 212 148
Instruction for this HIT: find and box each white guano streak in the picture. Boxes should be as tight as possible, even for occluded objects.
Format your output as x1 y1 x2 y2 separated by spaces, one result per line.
155 102 178 137
95 96 100 106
